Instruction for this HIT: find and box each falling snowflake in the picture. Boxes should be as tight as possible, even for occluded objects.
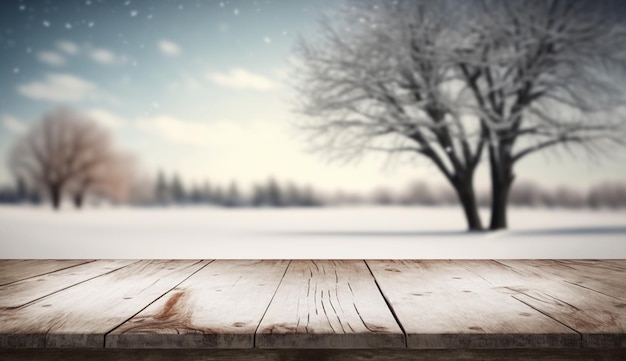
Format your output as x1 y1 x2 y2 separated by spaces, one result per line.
264 36 271 44
220 2 224 7
65 23 72 29
88 21 95 27
43 20 50 27
124 0 131 5
178 5 183 10
86 0 92 5
13 68 20 74
26 47 32 53
130 10 138 17
234 8 239 15
152 102 159 109
147 14 153 20
19 5 26 11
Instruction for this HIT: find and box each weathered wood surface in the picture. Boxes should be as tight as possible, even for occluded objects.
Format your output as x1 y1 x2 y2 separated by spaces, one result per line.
0 260 91 286
0 259 624 354
107 260 289 348
0 260 208 348
2 348 625 361
0 260 136 308
366 260 580 348
499 259 626 301
256 260 404 348
479 260 626 348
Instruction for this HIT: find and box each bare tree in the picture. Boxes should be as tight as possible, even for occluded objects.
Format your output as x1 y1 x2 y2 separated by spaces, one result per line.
9 107 123 210
454 0 626 228
294 0 626 230
73 151 138 207
294 0 485 229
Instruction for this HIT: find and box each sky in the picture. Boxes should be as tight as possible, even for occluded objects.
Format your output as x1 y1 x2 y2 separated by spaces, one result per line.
0 0 625 195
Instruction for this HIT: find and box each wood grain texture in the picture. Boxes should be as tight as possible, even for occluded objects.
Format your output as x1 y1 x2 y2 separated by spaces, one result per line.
0 260 207 348
2 348 625 361
0 260 137 308
484 260 626 348
499 260 626 301
256 260 405 349
0 260 91 286
366 260 579 349
107 260 289 349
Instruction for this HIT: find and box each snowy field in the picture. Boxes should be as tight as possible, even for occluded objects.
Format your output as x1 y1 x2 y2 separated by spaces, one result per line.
0 205 625 259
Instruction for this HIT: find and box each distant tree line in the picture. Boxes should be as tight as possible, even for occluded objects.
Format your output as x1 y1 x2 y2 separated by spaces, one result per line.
367 180 626 209
148 172 321 208
2 172 625 210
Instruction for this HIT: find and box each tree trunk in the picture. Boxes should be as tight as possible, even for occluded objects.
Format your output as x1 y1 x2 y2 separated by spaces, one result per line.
453 179 483 231
490 179 512 230
73 193 84 209
49 185 62 210
489 147 514 230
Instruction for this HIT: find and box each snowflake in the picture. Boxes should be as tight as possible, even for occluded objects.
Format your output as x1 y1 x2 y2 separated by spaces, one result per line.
130 10 138 17
65 23 72 29
88 21 95 27
234 8 239 15
264 36 271 44
13 68 20 74
19 5 26 11
43 20 50 27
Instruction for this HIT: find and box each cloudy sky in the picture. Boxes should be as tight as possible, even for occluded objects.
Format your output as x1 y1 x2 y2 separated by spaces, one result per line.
0 0 624 194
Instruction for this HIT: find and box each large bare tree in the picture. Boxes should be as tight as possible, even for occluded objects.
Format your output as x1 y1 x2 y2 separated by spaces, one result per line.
456 0 626 229
294 0 626 230
9 107 128 210
294 1 488 230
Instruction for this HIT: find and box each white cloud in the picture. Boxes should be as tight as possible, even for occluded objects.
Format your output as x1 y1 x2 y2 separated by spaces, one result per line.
2 115 28 134
136 116 213 146
17 73 99 102
206 68 278 90
90 48 116 64
37 51 66 66
57 40 79 55
169 72 202 92
158 40 181 56
87 109 126 129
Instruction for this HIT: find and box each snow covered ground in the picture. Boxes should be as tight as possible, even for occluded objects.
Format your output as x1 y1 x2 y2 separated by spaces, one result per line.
0 205 624 259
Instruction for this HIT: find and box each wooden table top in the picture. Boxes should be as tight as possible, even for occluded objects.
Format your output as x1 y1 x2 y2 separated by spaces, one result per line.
0 259 624 352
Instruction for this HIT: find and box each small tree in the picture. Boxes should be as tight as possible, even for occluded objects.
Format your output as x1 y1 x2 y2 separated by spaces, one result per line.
224 181 242 207
9 107 118 210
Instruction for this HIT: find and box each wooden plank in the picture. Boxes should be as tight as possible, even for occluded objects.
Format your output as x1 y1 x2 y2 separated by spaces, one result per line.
481 260 626 348
2 348 626 361
0 260 91 286
0 260 208 348
512 260 626 301
256 260 405 349
107 260 289 349
367 260 579 349
0 260 137 308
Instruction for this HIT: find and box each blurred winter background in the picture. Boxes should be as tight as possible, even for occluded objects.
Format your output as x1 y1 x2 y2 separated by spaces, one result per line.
0 0 625 258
